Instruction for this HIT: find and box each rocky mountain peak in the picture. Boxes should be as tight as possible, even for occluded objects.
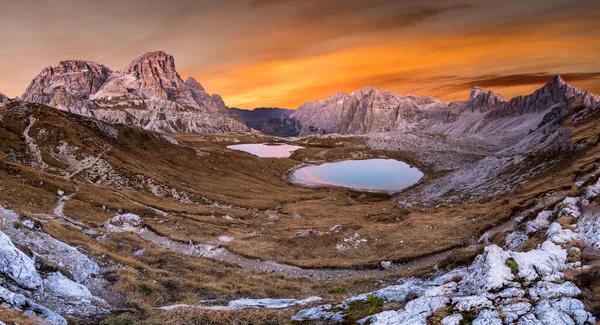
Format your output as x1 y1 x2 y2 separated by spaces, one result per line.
19 51 250 134
22 60 112 104
115 51 192 103
469 86 505 109
56 60 111 74
533 75 599 108
469 86 485 100
185 77 205 92
124 51 178 78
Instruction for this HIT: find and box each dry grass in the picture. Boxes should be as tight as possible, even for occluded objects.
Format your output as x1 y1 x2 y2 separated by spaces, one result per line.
0 308 39 325
5 103 600 324
141 307 295 325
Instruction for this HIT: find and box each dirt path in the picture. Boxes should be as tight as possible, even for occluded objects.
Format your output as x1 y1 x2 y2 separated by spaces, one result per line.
67 149 110 180
118 224 451 280
23 116 48 170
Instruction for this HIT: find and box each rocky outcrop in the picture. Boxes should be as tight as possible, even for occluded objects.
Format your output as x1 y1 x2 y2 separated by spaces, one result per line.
22 60 112 105
21 51 249 134
0 206 109 324
292 179 600 324
259 115 301 137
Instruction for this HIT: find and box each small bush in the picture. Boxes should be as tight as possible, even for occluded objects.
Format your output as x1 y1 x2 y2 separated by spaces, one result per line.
506 259 519 274
138 283 152 296
328 286 346 294
12 221 21 229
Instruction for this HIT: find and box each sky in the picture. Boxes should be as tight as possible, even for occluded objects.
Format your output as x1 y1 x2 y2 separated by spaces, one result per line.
0 0 599 109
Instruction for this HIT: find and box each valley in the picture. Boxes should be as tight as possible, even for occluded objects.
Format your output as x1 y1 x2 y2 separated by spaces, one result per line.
0 52 599 325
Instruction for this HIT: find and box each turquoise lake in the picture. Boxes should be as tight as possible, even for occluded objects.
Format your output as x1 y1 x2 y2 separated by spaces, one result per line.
290 158 423 193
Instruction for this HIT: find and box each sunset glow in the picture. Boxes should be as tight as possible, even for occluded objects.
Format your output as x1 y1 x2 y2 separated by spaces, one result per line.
1 0 599 109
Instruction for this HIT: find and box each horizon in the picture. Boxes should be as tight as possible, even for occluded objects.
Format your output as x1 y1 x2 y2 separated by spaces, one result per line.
1 0 599 109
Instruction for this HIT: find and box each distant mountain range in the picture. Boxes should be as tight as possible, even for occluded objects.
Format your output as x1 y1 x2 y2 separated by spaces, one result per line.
7 51 600 145
229 107 293 129
19 51 249 134
267 76 599 145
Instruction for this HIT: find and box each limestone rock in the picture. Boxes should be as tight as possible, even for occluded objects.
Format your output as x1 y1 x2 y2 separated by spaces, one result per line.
21 51 249 134
0 231 42 290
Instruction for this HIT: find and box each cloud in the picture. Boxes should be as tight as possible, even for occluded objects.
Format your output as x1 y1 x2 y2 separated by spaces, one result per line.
439 73 600 91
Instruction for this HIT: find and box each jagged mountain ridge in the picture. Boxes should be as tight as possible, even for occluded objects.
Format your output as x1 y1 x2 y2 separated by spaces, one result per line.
288 76 600 139
229 107 294 129
21 51 249 134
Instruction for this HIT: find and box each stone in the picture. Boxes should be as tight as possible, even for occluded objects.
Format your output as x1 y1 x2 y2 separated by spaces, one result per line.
582 246 600 261
0 231 42 290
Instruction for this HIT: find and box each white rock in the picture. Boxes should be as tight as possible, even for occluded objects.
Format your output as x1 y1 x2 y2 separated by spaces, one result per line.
555 197 581 219
227 296 322 309
291 304 344 322
534 298 595 325
453 295 494 312
57 189 65 196
1 206 100 283
546 222 582 244
0 286 67 325
473 309 502 325
459 245 514 294
441 313 463 325
529 281 581 300
578 212 600 248
585 180 600 199
359 296 448 325
43 272 93 300
506 230 529 250
517 313 544 325
104 213 142 232
218 236 234 243
526 210 553 234
380 261 393 269
501 302 532 323
0 231 42 290
510 241 568 282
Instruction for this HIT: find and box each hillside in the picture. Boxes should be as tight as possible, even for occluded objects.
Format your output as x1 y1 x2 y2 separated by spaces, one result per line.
0 77 599 324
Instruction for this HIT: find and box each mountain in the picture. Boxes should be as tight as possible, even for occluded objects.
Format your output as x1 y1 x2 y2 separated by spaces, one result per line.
21 51 249 134
0 92 7 105
3 80 600 324
259 115 302 137
275 76 599 140
229 107 294 129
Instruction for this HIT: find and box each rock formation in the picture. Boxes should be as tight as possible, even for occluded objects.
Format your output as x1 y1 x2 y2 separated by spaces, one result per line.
0 92 8 105
259 115 301 137
21 51 249 134
284 76 599 138
293 185 600 324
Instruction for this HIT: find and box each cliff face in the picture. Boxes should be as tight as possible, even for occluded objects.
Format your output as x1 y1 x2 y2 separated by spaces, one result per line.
21 51 249 134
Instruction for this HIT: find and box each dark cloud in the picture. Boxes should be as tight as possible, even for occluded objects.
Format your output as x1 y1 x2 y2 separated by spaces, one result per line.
448 73 600 90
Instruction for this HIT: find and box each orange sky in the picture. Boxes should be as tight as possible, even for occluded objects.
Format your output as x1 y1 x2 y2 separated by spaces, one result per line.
0 0 599 109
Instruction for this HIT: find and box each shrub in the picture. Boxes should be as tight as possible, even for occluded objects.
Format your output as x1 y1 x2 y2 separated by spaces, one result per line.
328 286 346 294
138 283 152 296
506 259 519 274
